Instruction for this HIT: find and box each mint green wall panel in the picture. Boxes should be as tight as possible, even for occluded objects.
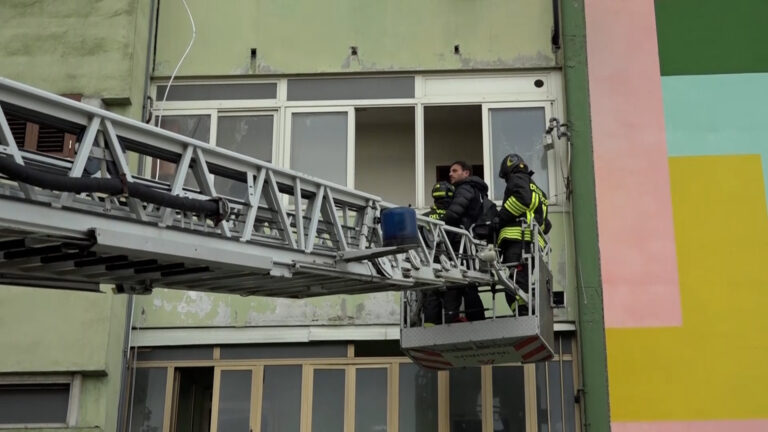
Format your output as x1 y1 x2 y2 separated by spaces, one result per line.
662 73 768 200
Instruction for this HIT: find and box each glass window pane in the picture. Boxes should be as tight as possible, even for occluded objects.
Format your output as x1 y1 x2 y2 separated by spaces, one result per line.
287 77 414 101
290 112 347 186
548 362 563 432
398 364 438 432
312 369 345 432
0 383 69 424
218 370 252 432
355 368 388 432
261 366 301 432
215 115 274 198
449 368 482 432
220 343 347 360
158 115 211 143
562 361 576 432
559 333 573 355
157 83 277 101
155 115 210 185
489 107 548 200
130 367 167 432
536 362 549 432
491 366 526 432
217 115 273 162
136 346 213 362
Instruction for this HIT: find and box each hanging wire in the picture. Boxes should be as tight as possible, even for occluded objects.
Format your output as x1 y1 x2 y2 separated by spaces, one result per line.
155 0 197 129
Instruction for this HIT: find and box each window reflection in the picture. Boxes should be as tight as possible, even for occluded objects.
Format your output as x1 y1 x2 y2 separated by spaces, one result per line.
491 366 526 432
449 368 482 432
399 364 438 432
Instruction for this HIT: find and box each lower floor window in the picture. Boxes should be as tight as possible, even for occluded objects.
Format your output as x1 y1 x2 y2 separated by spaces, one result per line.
128 335 578 432
0 375 79 427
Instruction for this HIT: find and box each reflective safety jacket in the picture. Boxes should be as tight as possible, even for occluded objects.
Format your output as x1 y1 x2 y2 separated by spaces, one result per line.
426 206 447 220
497 171 551 245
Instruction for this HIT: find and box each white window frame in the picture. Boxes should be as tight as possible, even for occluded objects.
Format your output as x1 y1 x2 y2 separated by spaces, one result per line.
0 373 82 429
151 71 565 208
284 106 356 188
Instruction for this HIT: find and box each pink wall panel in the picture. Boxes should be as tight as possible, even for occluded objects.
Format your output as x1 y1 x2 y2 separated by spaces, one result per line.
584 0 681 327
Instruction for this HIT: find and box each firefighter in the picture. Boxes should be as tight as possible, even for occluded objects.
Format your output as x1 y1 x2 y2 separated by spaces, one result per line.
495 154 551 315
425 181 454 220
423 181 454 325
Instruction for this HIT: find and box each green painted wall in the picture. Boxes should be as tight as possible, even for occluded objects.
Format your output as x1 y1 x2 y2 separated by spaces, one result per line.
0 0 153 120
0 286 127 431
154 0 556 76
0 286 113 372
561 0 611 431
655 0 768 76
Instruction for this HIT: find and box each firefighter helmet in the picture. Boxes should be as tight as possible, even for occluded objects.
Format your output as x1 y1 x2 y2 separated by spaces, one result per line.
498 153 530 179
431 181 455 200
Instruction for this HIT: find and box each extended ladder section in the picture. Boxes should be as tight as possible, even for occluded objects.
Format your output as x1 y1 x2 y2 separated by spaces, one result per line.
0 78 509 298
400 222 555 369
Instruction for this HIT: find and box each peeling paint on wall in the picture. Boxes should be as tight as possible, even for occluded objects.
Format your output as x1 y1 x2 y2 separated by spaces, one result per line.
134 290 403 328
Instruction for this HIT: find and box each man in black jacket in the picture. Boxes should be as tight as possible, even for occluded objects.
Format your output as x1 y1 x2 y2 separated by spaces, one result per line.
495 154 552 314
440 161 488 322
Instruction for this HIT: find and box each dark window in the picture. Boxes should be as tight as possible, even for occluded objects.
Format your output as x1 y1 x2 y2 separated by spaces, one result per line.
220 343 347 360
172 367 214 432
287 77 415 101
0 382 70 424
156 83 277 101
136 346 214 362
354 340 403 357
4 93 82 158
5 114 77 158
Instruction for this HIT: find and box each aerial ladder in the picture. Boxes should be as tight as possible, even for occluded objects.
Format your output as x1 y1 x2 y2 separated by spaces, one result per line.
0 78 557 368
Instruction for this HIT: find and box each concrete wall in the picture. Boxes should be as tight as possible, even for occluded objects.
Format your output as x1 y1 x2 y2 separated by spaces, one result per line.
153 0 556 77
0 286 128 431
0 0 153 119
583 0 768 430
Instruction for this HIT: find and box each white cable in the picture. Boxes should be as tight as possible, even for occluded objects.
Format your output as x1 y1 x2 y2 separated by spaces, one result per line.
156 0 196 129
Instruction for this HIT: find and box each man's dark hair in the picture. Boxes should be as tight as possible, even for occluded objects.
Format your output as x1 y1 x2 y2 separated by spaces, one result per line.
450 160 472 175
